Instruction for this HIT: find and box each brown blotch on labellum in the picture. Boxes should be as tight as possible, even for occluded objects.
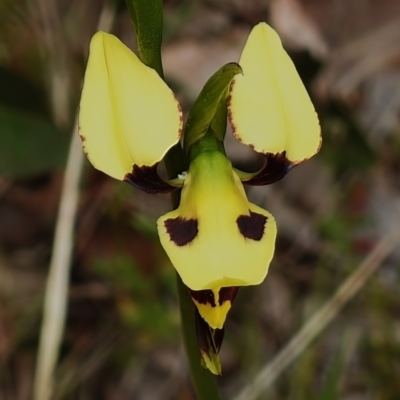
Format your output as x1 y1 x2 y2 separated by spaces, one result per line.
79 135 86 142
188 288 216 307
237 211 267 241
218 287 239 306
164 217 198 246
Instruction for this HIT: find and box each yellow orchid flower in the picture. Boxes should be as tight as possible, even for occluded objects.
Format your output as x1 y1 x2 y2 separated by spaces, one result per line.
79 23 320 332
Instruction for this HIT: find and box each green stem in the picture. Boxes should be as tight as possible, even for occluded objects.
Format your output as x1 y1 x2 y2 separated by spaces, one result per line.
177 275 222 400
125 1 221 398
125 0 164 78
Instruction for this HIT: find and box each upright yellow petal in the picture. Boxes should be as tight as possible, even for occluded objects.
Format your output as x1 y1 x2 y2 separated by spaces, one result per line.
79 32 182 180
229 23 320 163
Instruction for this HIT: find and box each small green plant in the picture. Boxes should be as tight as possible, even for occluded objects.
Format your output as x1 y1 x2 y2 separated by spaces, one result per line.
78 0 320 397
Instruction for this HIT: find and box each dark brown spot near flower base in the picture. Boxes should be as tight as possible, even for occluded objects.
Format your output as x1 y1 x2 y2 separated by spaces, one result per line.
218 287 239 305
164 217 198 246
237 211 267 241
124 163 178 194
243 151 294 186
189 288 216 307
189 286 239 308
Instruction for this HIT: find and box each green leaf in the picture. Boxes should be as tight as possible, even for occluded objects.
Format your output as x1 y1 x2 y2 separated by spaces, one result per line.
124 0 164 77
183 62 242 154
0 107 68 177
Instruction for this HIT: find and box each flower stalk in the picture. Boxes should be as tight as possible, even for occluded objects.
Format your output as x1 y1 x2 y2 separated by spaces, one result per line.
124 0 221 397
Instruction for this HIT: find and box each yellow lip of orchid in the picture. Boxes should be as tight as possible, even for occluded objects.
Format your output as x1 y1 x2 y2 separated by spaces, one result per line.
79 31 182 183
157 149 277 328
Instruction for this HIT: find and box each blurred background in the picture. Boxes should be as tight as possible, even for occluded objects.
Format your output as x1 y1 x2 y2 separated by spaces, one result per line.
1 0 400 399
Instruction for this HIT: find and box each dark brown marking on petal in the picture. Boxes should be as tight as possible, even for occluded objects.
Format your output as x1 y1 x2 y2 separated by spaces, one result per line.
248 143 255 149
189 288 216 307
194 308 225 355
178 105 183 121
288 136 322 167
212 327 225 353
79 135 86 142
174 96 184 138
124 163 178 194
218 287 239 306
227 113 234 129
230 122 237 133
164 217 198 246
243 151 295 186
227 83 235 126
237 211 267 241
229 79 236 92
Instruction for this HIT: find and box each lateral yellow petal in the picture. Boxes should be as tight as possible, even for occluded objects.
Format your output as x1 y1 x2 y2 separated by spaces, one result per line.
157 151 276 291
229 23 320 163
79 32 182 180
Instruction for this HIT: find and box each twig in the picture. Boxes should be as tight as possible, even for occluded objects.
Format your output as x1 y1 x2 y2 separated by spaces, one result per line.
33 122 82 400
32 3 116 400
234 230 399 400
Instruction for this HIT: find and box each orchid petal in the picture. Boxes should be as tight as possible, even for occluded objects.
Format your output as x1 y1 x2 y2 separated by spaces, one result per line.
79 32 182 180
228 23 321 164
